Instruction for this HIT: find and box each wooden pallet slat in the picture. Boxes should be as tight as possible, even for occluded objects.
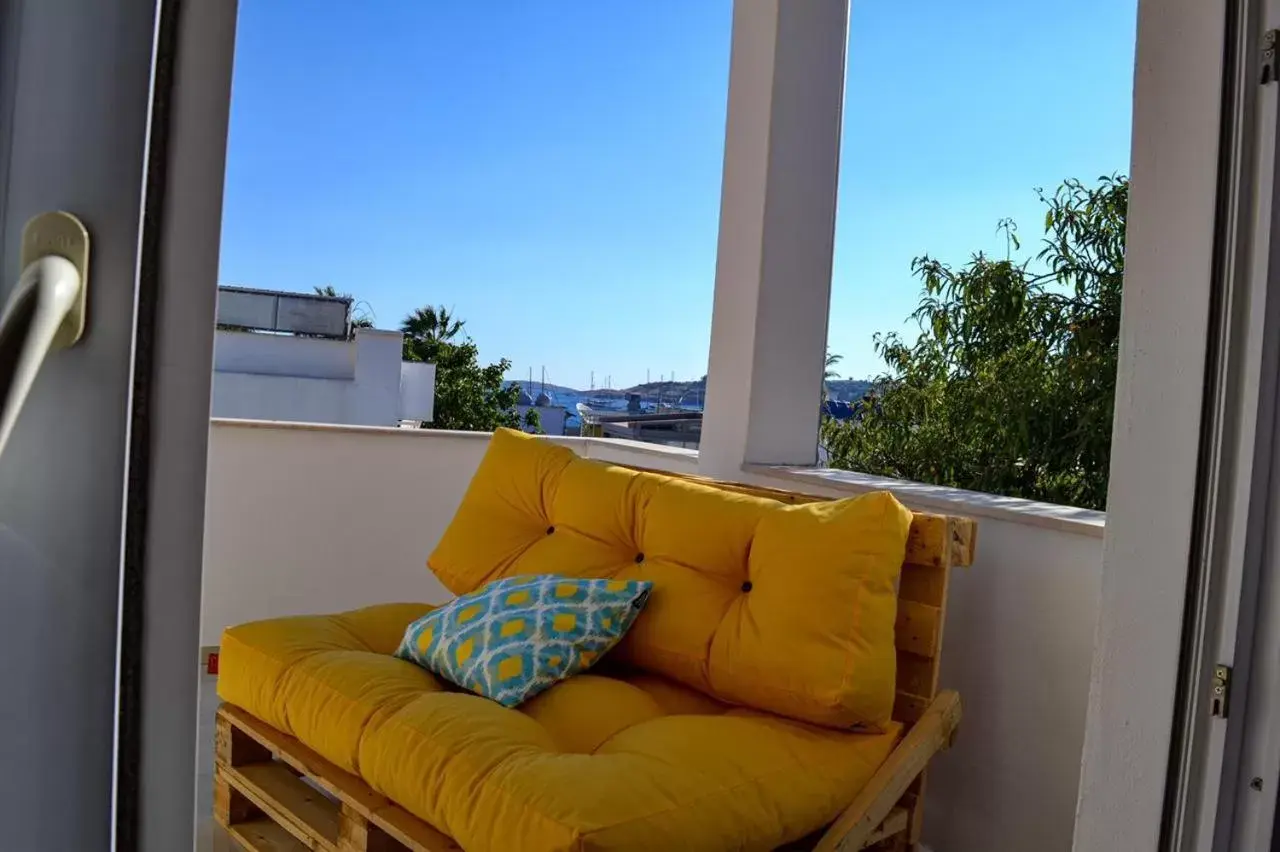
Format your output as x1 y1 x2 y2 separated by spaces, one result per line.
219 762 341 851
218 712 273 767
815 692 962 852
899 561 948 607
948 517 978 567
902 515 950 567
894 651 934 699
892 691 931 727
220 705 390 822
215 704 462 852
215 772 259 826
227 817 310 852
894 599 942 659
902 514 977 568
863 806 910 847
370 804 463 852
337 804 397 852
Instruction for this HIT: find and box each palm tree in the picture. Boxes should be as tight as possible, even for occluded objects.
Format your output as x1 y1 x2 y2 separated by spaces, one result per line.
823 350 842 401
824 351 842 383
313 285 374 332
402 305 465 345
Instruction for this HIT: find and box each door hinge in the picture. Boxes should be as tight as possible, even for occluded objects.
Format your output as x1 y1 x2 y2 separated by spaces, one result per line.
1264 30 1280 85
1211 664 1233 718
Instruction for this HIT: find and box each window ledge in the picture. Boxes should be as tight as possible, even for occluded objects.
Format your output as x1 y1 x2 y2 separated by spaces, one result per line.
209 421 1098 537
743 464 1106 539
209 419 700 462
210 417 484 437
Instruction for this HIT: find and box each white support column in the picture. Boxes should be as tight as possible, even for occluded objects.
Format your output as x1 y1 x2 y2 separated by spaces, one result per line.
698 0 849 480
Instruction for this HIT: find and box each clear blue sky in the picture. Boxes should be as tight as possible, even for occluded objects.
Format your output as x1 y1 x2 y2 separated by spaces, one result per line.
219 1 1137 389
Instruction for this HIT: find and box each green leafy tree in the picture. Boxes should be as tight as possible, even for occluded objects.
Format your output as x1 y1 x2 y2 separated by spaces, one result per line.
401 305 525 431
821 175 1126 510
523 407 543 434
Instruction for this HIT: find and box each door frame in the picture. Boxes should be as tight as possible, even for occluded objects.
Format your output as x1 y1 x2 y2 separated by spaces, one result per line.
1 0 235 848
1217 0 1280 827
2 1 168 849
1157 0 1280 845
1073 0 1254 848
118 0 238 849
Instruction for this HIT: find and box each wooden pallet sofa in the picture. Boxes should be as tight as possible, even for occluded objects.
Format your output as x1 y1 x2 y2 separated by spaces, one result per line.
214 428 975 851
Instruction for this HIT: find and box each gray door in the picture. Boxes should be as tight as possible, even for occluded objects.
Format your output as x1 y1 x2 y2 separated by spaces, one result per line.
0 1 235 849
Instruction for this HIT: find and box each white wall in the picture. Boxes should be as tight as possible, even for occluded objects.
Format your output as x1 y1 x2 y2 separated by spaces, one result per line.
927 517 1100 851
200 422 698 647
399 361 436 422
201 423 473 644
211 329 417 427
212 373 361 425
214 329 356 379
200 421 1098 852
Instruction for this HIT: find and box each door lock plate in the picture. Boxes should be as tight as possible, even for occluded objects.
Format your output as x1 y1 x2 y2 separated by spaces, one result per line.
1211 664 1232 718
20 212 89 348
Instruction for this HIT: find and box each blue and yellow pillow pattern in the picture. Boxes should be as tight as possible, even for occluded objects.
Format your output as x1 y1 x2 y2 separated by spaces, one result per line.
395 575 652 707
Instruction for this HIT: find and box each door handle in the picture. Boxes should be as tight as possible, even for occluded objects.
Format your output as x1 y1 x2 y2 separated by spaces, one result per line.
0 212 90 459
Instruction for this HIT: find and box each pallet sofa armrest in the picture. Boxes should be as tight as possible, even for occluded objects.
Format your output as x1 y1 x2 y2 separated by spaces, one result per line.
814 690 962 852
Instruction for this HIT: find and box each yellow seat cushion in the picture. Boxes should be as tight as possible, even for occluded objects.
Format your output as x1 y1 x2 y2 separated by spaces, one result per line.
219 605 901 852
429 428 913 729
217 602 440 771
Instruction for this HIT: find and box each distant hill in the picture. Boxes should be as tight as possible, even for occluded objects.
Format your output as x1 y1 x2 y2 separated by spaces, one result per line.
502 375 877 405
825 379 876 402
620 379 706 401
504 380 580 397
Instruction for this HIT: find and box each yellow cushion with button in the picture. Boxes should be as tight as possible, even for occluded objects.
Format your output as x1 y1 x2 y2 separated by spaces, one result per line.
428 428 913 730
219 605 901 852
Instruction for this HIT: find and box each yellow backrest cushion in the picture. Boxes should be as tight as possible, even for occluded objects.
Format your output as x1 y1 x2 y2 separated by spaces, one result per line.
429 429 913 729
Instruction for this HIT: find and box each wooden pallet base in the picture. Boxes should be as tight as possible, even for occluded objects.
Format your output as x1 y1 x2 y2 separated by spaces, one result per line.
214 702 914 852
214 703 461 852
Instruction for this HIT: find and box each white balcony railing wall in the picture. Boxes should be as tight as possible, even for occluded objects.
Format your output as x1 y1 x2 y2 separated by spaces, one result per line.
201 418 1104 852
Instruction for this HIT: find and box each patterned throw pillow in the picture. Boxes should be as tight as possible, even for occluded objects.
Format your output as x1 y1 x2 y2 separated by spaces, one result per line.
395 575 652 707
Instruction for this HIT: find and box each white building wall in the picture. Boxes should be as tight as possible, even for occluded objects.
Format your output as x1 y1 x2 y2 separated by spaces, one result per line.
213 330 356 379
518 404 569 436
348 330 403 423
211 328 428 426
212 373 359 425
399 361 436 423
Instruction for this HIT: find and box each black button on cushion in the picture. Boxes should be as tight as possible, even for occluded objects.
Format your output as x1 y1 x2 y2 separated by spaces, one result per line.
635 553 645 564
741 581 753 593
546 526 555 535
